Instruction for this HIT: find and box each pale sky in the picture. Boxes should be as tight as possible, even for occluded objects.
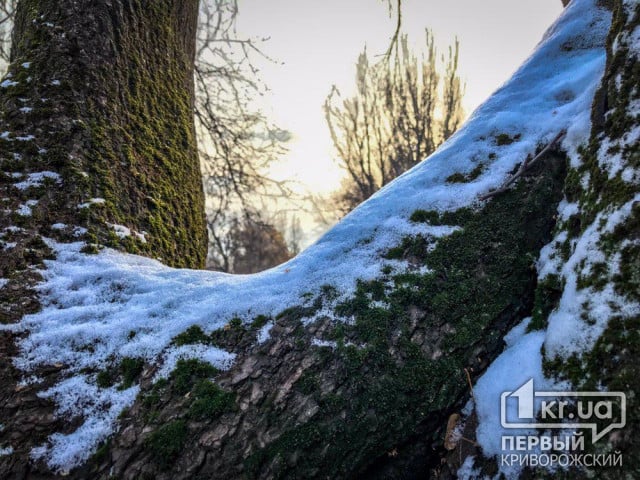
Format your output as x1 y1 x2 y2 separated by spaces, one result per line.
237 0 563 197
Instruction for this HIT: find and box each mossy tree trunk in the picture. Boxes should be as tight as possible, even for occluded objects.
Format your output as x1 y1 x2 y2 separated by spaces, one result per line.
0 1 204 477
1 0 206 269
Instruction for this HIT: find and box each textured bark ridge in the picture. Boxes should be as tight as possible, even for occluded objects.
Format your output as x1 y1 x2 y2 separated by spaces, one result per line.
0 1 203 478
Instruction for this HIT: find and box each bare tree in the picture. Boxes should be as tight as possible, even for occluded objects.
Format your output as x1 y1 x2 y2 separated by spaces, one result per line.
193 1 296 271
208 212 292 274
0 0 15 64
325 32 464 215
382 0 402 56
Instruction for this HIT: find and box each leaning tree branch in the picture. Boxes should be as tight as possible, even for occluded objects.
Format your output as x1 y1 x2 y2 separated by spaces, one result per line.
381 0 402 58
479 130 566 201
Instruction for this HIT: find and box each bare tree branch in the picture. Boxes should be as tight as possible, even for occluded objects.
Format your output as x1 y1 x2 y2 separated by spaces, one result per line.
0 0 16 64
479 130 566 201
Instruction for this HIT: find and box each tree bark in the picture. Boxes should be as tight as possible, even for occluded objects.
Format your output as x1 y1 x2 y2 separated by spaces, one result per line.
0 1 203 477
3 0 206 269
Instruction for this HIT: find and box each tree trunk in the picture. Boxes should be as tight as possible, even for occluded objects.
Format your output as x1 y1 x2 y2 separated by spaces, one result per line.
3 0 206 269
0 0 204 477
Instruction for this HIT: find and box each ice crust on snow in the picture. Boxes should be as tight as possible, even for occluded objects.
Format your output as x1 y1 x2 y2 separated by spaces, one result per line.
7 0 616 472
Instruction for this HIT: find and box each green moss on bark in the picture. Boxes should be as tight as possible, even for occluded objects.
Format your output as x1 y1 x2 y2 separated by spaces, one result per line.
2 0 206 268
538 2 640 478
244 153 566 479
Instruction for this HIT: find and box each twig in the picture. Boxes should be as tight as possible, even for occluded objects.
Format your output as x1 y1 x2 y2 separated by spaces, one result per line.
460 436 480 447
479 130 566 201
381 0 402 59
464 367 476 404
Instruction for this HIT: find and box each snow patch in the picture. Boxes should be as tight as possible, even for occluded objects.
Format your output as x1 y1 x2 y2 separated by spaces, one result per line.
16 200 38 216
311 339 338 349
77 198 105 209
14 171 61 190
0 446 14 457
543 195 640 359
257 322 274 344
473 322 549 479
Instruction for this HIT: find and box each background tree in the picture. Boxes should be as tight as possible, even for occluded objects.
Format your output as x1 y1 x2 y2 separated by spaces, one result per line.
193 0 297 273
325 32 464 216
0 0 15 63
222 214 292 274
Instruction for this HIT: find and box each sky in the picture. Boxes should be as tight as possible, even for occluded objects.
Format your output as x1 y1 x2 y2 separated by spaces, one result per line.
236 0 563 198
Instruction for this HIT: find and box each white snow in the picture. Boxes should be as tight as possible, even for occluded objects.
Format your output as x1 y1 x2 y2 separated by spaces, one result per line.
107 223 131 239
457 456 482 479
0 79 18 88
16 200 38 216
154 344 235 380
556 199 579 222
106 223 147 242
16 135 35 142
257 321 274 344
13 171 62 190
5 0 617 473
0 446 14 457
473 322 549 479
311 339 338 349
77 198 105 209
30 378 139 472
543 195 640 359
